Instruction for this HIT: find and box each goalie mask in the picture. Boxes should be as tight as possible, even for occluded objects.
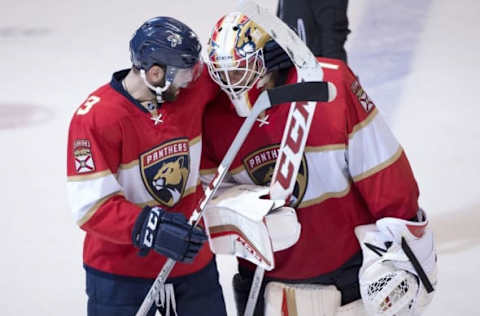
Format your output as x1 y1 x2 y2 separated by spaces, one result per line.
206 12 270 117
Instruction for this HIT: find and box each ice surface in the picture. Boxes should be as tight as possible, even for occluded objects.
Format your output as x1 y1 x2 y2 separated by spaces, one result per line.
0 0 478 315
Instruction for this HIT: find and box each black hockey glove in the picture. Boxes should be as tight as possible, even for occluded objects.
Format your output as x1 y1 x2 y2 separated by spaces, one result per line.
263 39 294 73
132 206 207 263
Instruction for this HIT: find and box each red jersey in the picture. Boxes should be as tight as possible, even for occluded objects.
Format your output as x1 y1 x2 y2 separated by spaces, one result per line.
200 58 419 280
67 68 219 278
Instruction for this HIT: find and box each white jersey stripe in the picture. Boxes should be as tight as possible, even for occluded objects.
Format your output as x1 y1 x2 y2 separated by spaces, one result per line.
77 191 123 226
117 165 154 203
301 148 350 205
352 147 403 182
187 140 202 189
348 110 401 179
67 173 123 223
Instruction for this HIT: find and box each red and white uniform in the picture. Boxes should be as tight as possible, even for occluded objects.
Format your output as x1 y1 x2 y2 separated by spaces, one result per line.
67 68 218 279
200 58 419 280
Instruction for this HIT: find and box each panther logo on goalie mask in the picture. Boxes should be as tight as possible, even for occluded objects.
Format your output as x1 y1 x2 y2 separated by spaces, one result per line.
140 139 190 207
243 144 308 207
234 17 269 58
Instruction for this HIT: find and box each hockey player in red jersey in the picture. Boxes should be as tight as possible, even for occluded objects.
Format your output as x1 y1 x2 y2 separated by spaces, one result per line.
66 17 227 316
201 12 437 316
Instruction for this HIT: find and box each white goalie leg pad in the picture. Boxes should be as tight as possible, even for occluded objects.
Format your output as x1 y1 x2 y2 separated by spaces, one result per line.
264 282 366 316
264 282 341 316
354 210 437 316
336 300 367 316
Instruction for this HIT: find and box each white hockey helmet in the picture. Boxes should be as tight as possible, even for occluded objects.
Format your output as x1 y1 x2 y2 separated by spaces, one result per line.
206 12 271 117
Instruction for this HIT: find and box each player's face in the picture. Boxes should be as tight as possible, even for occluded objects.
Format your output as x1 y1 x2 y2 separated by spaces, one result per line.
172 62 203 89
220 69 247 85
218 55 261 90
149 62 203 102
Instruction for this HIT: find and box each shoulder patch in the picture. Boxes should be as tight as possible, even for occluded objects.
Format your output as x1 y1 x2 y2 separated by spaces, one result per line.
73 139 96 174
351 80 375 113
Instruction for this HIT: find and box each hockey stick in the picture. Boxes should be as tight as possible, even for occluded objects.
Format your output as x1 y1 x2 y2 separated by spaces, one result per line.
236 1 336 315
135 82 331 316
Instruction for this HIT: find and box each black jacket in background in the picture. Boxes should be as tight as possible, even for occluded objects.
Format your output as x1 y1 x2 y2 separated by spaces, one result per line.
277 0 350 62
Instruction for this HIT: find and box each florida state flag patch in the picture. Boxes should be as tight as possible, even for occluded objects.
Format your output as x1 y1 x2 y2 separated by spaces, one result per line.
140 138 190 208
73 139 95 174
351 80 375 113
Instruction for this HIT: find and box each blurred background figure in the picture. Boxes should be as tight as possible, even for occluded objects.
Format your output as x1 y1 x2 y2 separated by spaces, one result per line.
277 0 350 62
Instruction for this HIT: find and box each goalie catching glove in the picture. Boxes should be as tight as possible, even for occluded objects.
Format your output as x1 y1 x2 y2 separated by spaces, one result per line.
203 184 301 270
132 206 207 263
355 209 437 316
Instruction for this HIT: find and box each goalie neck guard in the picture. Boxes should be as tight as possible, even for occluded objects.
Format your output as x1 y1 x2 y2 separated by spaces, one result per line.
206 12 270 117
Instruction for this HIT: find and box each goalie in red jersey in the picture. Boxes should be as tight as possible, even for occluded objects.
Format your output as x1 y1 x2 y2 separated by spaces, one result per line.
66 17 227 316
200 12 437 316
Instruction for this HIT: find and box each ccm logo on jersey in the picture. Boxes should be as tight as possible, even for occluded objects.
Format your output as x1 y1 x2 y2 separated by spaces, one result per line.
274 101 314 194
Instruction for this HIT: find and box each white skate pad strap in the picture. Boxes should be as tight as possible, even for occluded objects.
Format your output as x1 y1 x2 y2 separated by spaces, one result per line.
264 282 342 316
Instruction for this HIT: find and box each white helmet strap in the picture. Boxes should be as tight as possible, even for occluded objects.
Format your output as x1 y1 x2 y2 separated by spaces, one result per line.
140 69 171 103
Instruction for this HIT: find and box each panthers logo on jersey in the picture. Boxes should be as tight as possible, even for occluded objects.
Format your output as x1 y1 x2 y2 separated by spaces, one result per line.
242 144 308 208
140 139 190 208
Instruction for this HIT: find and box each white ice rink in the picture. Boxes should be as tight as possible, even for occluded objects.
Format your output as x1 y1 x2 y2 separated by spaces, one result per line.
1 0 479 315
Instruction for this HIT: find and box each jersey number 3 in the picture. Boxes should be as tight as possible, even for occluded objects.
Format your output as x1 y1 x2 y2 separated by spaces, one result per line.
77 95 100 115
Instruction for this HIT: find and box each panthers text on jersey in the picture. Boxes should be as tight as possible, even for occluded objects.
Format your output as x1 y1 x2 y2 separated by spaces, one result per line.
200 57 419 280
67 67 218 279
